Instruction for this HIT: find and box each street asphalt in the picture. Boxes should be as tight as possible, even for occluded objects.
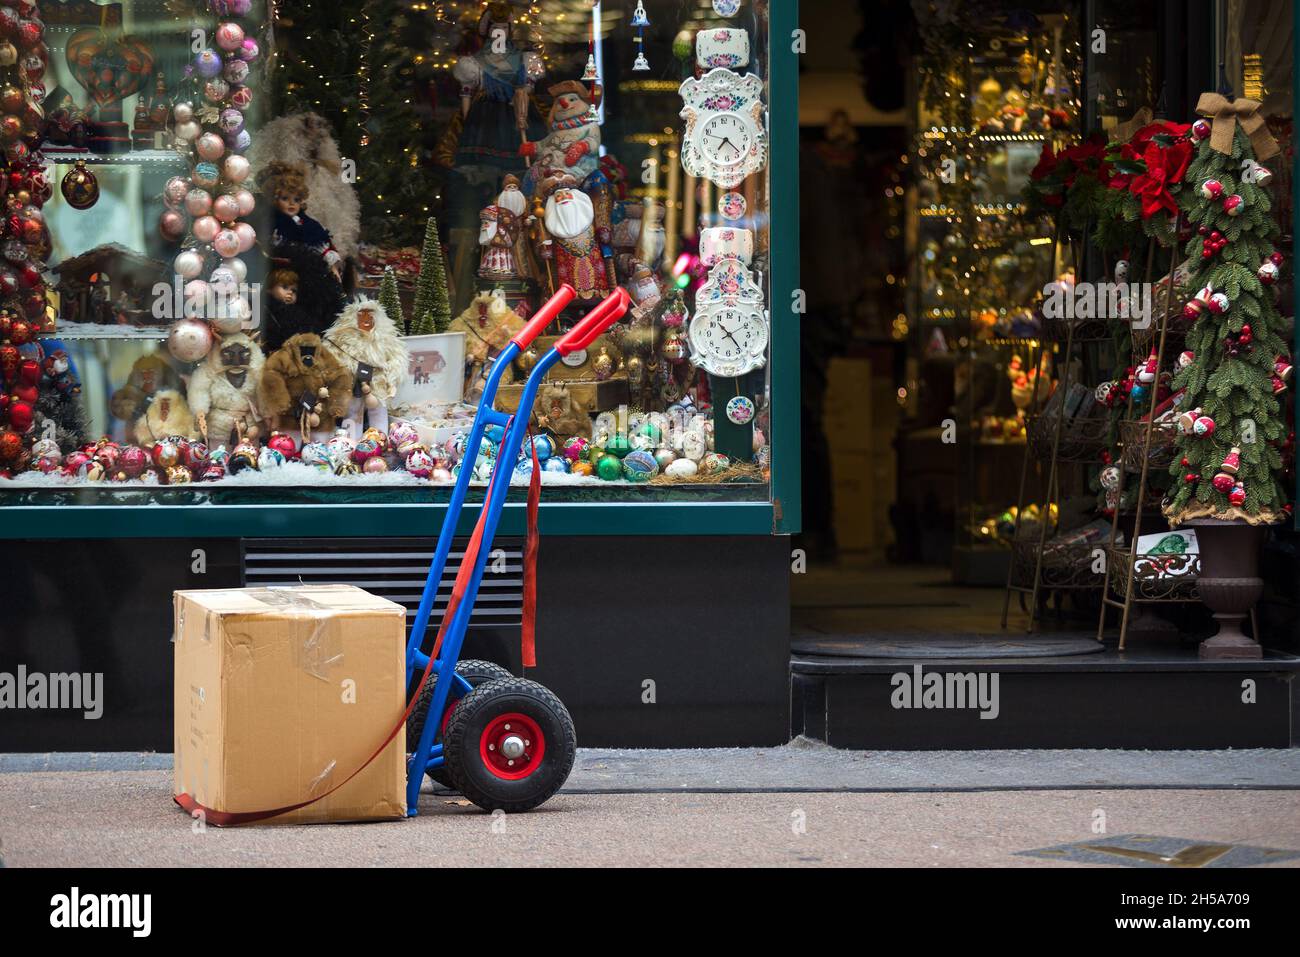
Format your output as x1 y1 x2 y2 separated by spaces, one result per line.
1 744 1297 866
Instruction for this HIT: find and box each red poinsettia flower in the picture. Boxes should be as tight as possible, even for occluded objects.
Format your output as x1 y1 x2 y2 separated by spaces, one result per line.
1129 138 1193 218
1030 143 1058 181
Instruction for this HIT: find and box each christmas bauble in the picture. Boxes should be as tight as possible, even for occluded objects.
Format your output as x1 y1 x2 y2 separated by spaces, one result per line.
1191 118 1211 140
221 256 247 282
1208 293 1230 314
701 452 731 474
174 120 201 142
196 132 225 161
230 86 253 111
172 101 194 124
562 436 590 463
184 188 213 217
1223 194 1244 216
257 447 285 470
240 38 260 62
192 214 221 243
594 453 622 481
60 161 98 209
389 420 419 453
194 49 223 78
300 442 331 470
233 188 255 217
605 432 631 458
1229 483 1246 506
223 58 249 86
405 445 434 478
1212 472 1235 493
159 209 187 241
218 107 244 135
166 317 214 362
192 162 220 191
232 221 256 253
215 22 245 51
364 456 389 474
621 449 659 482
1259 261 1279 285
1200 179 1223 199
266 432 297 459
543 456 568 474
213 229 241 258
228 442 259 473
119 445 150 477
212 194 240 224
1193 415 1216 437
173 249 205 280
351 438 382 464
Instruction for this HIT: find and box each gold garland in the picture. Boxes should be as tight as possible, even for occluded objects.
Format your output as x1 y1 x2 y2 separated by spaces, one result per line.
1164 500 1286 527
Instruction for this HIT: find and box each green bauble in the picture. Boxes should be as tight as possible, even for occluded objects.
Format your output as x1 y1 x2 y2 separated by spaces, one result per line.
605 432 632 459
596 454 623 481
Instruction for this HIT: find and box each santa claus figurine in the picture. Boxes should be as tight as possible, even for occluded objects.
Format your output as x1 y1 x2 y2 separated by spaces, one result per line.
324 298 409 439
520 81 602 187
537 174 613 304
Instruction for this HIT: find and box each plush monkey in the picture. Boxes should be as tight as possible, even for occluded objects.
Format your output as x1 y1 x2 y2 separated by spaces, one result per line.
189 332 265 448
133 388 197 446
110 353 181 422
535 381 591 439
324 298 408 439
258 332 353 443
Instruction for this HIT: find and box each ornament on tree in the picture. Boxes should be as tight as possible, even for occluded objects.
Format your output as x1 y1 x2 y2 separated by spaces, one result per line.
1240 158 1273 187
1177 350 1195 369
1211 471 1235 493
1229 482 1247 507
1200 179 1223 199
1222 194 1244 216
60 160 98 209
1177 406 1202 433
1258 259 1279 284
1207 292 1230 314
1192 415 1216 437
1221 447 1241 475
1191 118 1212 140
1136 351 1157 384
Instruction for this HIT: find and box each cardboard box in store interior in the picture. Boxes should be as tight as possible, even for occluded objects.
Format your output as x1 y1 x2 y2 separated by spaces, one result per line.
173 585 408 825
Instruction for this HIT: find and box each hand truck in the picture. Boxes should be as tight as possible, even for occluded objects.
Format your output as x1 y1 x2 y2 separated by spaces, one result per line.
403 284 630 814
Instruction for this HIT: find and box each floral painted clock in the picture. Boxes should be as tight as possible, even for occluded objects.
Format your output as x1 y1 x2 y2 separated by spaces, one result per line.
679 68 768 189
689 258 768 377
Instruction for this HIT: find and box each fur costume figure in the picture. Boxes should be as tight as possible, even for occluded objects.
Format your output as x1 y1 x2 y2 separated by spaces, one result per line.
256 162 343 275
133 388 197 446
258 332 354 443
259 241 349 352
446 291 527 401
248 113 361 257
110 353 181 422
188 332 266 448
535 381 591 439
324 298 408 439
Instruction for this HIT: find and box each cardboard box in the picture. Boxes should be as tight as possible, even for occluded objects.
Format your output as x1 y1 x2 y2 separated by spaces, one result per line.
173 584 408 825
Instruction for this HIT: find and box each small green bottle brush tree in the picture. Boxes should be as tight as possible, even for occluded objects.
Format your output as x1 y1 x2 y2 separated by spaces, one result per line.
408 218 452 336
1165 119 1293 525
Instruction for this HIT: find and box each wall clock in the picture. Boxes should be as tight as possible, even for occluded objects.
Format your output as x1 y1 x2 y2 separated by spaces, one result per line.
679 68 768 189
689 258 768 377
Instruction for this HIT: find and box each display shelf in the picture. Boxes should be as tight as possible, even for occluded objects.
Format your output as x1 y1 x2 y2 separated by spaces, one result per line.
1104 544 1200 602
41 148 185 167
1119 419 1179 472
1010 539 1106 591
41 323 170 341
1027 411 1108 463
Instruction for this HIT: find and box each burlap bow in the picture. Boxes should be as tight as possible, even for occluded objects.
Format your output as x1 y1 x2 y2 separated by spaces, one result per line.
1111 107 1153 145
1195 92 1280 160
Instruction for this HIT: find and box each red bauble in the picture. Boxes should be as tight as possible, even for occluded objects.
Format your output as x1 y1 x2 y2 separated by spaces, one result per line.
1185 473 1197 483
1212 472 1236 493
266 431 297 458
7 398 31 431
8 317 30 343
119 445 150 478
0 427 22 461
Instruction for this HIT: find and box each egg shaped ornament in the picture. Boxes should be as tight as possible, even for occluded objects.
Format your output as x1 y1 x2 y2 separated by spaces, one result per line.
174 119 201 142
172 101 195 124
191 214 221 243
213 229 241 258
300 441 331 470
220 256 247 282
184 188 213 217
173 249 205 280
233 188 255 217
212 193 240 224
196 132 225 162
162 175 190 209
215 22 245 51
389 420 420 454
405 445 435 478
222 58 249 86
654 448 677 470
190 162 219 191
622 449 659 482
195 48 223 79
257 446 285 470
218 108 244 136
60 160 98 209
223 154 251 184
167 317 214 362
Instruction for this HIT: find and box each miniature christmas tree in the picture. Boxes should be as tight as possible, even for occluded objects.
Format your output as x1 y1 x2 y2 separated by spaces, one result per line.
377 266 406 334
1165 121 1291 524
409 218 452 335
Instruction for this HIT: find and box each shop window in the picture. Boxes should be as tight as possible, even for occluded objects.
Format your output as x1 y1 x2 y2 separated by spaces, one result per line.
0 1 774 505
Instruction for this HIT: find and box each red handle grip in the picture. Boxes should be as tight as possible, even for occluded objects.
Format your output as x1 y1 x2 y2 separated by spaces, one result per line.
510 284 576 350
556 288 631 356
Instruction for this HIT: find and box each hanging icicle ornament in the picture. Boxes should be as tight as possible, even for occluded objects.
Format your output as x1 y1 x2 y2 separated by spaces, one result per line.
632 2 650 72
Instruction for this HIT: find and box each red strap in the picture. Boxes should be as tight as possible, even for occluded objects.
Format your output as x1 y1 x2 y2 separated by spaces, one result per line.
521 436 541 668
175 442 509 826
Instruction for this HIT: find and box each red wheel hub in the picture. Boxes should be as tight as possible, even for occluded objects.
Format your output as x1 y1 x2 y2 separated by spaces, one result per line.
479 712 545 780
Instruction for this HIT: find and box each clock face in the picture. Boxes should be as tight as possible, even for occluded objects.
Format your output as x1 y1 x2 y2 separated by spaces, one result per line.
699 113 753 168
689 305 768 377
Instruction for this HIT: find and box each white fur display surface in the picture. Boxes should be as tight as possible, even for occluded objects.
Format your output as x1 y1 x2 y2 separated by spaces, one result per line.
324 299 408 401
248 112 361 257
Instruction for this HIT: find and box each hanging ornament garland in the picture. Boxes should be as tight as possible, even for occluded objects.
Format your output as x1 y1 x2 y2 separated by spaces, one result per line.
162 0 260 365
631 2 649 73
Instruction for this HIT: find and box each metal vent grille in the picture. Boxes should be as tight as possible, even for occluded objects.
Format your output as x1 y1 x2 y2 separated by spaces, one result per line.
241 537 524 633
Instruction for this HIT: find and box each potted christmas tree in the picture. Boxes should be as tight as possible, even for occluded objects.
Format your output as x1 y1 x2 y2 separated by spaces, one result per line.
400 219 464 407
1166 94 1291 659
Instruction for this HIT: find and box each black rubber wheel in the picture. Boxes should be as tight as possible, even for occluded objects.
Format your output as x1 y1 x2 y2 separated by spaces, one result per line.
443 676 577 813
407 659 512 787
